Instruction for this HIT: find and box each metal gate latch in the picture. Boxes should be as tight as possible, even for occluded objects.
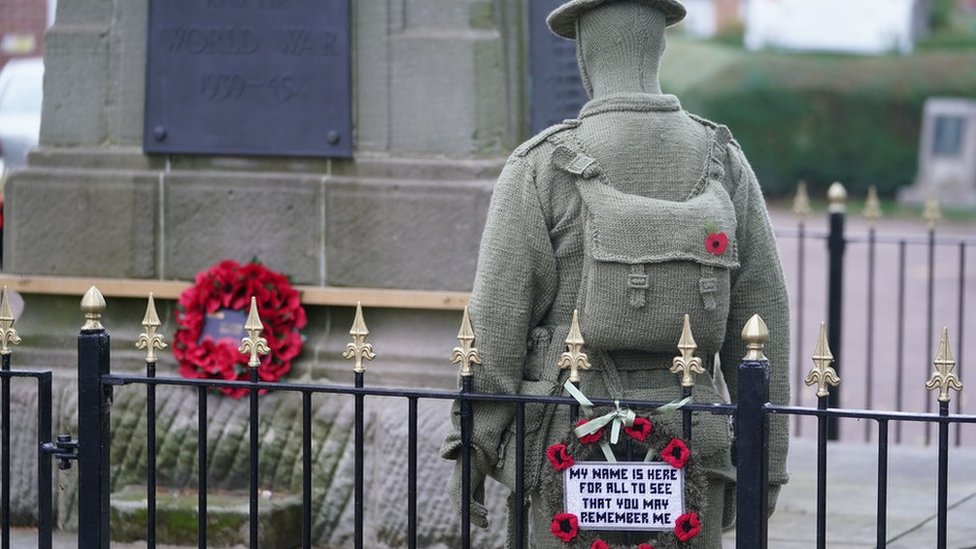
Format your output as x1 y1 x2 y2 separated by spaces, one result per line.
41 434 79 470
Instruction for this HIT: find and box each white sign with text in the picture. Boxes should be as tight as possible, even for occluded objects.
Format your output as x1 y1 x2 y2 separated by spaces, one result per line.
564 462 684 531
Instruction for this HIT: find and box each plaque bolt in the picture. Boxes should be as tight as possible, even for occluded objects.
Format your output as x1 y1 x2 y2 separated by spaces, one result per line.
153 126 167 141
327 131 341 145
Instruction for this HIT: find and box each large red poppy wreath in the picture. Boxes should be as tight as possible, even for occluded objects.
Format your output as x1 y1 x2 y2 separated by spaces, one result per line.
174 260 306 398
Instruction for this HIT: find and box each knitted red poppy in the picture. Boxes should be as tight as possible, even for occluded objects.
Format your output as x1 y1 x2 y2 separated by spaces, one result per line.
591 540 609 549
624 417 653 442
547 443 575 472
550 513 579 543
674 512 701 542
575 418 605 444
637 544 655 549
661 438 691 469
705 232 729 256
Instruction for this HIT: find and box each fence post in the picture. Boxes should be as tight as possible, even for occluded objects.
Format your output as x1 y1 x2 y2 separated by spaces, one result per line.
451 307 481 549
77 287 111 549
736 315 770 549
826 182 847 440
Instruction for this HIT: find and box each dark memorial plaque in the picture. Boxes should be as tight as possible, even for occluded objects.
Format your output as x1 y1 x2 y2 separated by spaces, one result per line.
144 0 352 158
529 0 588 134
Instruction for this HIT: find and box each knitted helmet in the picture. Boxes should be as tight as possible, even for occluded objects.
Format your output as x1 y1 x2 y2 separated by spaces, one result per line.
547 0 687 39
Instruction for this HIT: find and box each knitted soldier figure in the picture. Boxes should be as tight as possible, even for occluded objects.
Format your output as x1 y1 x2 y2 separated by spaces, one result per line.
441 1 790 547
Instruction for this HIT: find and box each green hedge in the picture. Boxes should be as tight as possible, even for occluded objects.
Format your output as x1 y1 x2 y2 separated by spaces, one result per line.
678 50 976 198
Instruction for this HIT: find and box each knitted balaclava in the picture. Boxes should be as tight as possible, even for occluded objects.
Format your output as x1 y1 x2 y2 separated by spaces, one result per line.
575 2 667 99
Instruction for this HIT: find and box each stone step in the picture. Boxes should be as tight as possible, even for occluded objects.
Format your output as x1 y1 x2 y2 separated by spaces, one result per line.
110 486 302 548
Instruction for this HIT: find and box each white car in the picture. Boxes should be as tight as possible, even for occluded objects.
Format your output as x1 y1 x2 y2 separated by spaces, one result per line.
0 57 43 177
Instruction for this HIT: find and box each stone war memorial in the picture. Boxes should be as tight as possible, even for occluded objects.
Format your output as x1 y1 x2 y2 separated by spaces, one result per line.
1 0 589 546
900 97 976 210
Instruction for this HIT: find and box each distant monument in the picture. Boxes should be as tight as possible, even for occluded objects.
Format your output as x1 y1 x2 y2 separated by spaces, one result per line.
900 97 976 210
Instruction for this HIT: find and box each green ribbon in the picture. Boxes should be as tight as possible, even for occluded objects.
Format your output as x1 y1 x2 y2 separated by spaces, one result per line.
563 380 693 463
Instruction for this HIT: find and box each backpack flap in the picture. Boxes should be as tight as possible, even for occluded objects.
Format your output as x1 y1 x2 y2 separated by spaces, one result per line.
576 179 740 353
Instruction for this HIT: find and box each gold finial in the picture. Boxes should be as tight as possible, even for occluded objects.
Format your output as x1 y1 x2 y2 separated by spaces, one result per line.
559 310 592 384
135 294 167 363
923 196 942 230
741 314 768 361
238 297 269 368
0 287 22 355
864 186 882 227
926 327 963 403
450 306 481 377
792 180 812 219
342 302 376 374
827 182 847 213
805 322 840 398
81 286 106 330
670 314 704 388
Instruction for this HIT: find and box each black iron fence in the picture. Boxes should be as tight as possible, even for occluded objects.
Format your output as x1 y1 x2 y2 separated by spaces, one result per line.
0 283 973 548
780 183 976 446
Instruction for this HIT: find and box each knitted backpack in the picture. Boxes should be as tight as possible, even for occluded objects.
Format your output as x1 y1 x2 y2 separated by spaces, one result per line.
548 124 740 353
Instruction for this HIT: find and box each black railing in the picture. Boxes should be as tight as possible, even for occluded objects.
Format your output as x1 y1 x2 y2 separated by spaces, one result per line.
780 189 975 446
0 358 60 549
0 287 971 548
769 404 976 549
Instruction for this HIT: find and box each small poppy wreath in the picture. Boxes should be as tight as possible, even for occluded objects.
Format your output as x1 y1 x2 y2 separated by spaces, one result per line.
173 259 307 398
539 409 708 548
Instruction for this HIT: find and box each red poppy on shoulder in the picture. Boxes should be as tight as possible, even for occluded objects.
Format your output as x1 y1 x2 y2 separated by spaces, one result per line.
591 540 610 549
674 512 701 542
550 513 579 543
661 438 691 469
705 232 729 256
547 443 575 472
624 417 653 442
575 418 605 444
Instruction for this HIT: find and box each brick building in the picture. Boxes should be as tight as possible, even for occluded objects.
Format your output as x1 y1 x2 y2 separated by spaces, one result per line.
682 0 744 37
0 0 52 68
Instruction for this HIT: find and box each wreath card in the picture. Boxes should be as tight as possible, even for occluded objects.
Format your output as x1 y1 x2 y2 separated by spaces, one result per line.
564 462 684 531
201 309 248 344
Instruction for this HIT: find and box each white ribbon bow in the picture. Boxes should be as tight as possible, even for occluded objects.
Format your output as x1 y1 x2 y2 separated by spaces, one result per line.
563 380 692 463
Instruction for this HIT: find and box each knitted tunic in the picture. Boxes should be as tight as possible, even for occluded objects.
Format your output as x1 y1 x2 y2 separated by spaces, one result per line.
442 90 790 514
441 4 790 547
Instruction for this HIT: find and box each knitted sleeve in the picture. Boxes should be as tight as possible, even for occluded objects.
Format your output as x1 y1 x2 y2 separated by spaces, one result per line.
442 155 559 464
719 145 791 486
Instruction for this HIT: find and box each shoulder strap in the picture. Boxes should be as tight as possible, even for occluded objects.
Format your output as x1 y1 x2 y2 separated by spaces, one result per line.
513 119 581 158
686 122 735 199
547 129 602 180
